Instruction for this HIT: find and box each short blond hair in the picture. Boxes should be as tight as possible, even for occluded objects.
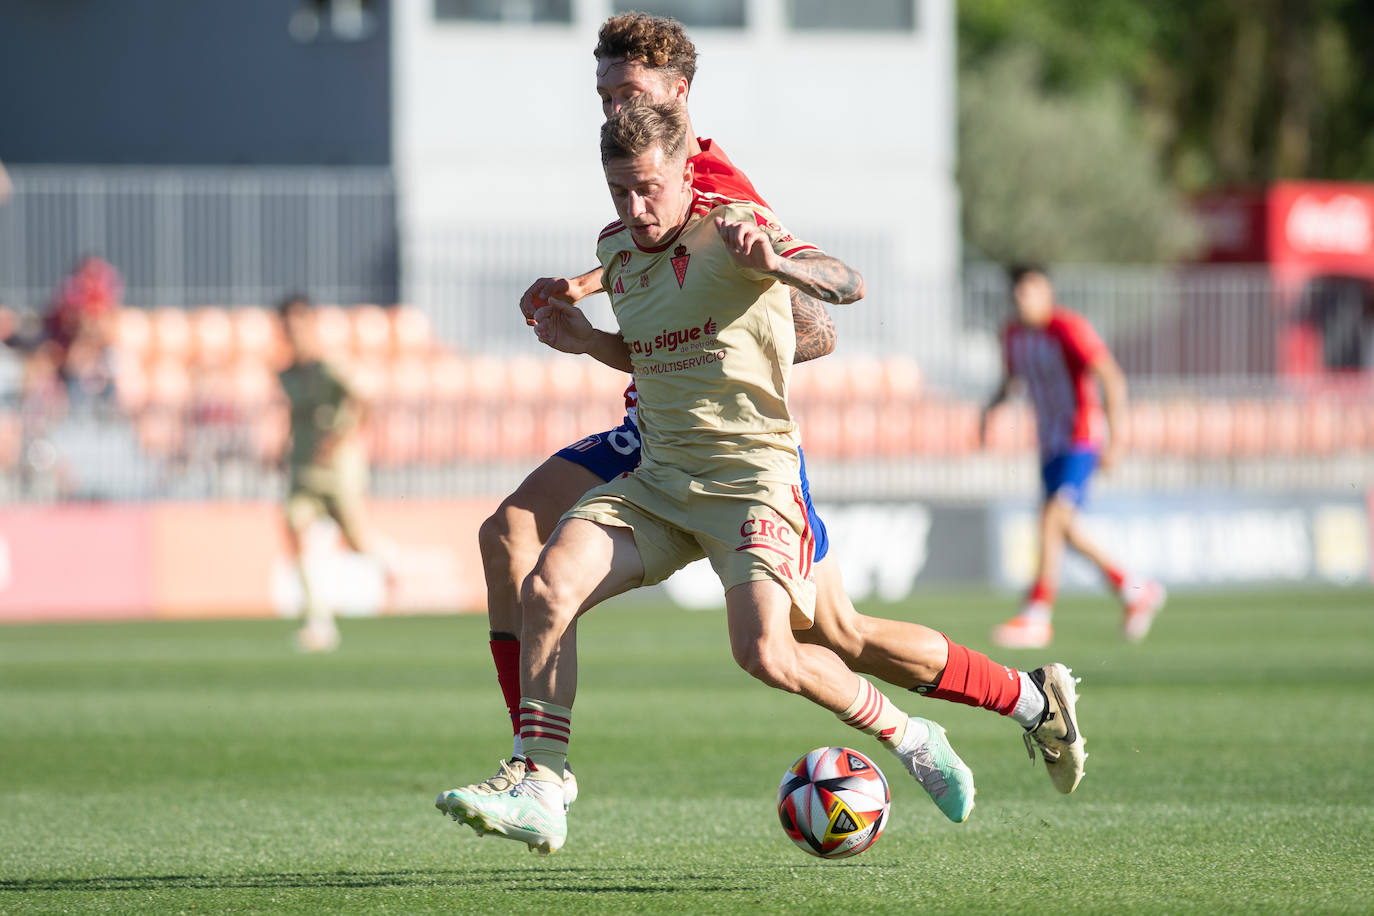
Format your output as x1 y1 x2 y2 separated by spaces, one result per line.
600 99 689 166
594 13 697 87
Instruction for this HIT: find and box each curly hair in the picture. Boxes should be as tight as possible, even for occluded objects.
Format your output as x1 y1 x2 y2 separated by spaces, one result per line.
600 99 689 166
594 12 697 88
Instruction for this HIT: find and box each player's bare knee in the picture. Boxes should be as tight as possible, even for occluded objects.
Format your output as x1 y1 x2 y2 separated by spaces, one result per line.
479 502 532 567
733 639 800 692
520 567 579 626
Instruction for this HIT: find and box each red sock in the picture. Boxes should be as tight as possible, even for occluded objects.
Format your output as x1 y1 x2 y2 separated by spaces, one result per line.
1028 578 1056 606
1103 565 1127 590
489 636 522 736
926 634 1022 716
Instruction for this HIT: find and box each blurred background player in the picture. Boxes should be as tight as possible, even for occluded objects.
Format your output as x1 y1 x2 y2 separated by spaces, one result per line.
278 293 383 652
981 265 1166 649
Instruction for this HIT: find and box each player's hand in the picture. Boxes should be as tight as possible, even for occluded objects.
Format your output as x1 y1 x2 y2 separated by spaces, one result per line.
533 299 596 354
715 217 780 273
519 277 577 327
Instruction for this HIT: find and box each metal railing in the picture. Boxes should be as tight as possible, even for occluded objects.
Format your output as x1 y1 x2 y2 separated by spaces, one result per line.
0 166 398 308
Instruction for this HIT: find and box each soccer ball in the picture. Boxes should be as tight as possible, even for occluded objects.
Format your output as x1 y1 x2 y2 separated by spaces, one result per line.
777 746 890 859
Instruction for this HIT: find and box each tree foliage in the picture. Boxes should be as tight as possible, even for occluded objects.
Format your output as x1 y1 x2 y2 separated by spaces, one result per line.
959 48 1201 263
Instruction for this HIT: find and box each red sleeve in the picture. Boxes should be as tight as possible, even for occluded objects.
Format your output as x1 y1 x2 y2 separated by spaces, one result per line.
1051 310 1108 372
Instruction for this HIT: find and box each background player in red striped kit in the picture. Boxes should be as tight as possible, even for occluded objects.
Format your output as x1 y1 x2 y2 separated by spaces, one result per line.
982 264 1167 649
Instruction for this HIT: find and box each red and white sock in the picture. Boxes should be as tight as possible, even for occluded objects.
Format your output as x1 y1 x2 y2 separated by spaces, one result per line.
926 634 1044 726
1023 579 1055 620
519 697 572 783
837 677 911 750
488 633 523 757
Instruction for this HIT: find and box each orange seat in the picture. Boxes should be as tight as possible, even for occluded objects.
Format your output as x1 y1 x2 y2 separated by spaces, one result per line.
151 307 192 364
352 304 391 360
232 361 279 409
391 304 434 357
1302 399 1339 455
114 361 149 413
881 355 923 403
192 307 234 367
985 402 1032 454
314 306 351 356
1267 401 1302 455
1195 400 1233 458
1161 399 1200 457
137 409 185 457
233 307 281 368
1229 399 1268 457
147 359 192 408
114 309 152 362
1126 401 1164 455
504 356 551 404
387 359 430 407
797 404 842 459
428 354 472 398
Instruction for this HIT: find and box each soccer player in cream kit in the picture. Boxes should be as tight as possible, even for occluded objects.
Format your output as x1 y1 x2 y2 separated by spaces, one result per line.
436 101 986 855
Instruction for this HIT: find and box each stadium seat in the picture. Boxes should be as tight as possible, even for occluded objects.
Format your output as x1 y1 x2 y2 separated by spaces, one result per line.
1195 399 1234 458
1162 399 1200 457
231 361 279 410
151 307 193 364
463 355 508 403
875 400 917 455
113 308 152 362
797 404 841 459
391 304 434 357
232 307 281 368
504 356 551 404
428 353 469 400
113 360 149 414
881 355 924 402
147 359 192 408
314 306 351 355
191 307 234 367
351 304 391 360
345 360 386 401
1126 401 1164 455
1302 398 1339 455
1229 399 1268 458
386 359 430 407
1267 400 1302 455
985 402 1032 454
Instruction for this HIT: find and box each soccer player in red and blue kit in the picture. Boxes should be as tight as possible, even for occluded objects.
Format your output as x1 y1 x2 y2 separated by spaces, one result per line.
982 265 1166 649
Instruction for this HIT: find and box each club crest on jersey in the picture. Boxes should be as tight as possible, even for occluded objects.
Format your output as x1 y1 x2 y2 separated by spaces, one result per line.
671 244 690 288
639 272 650 288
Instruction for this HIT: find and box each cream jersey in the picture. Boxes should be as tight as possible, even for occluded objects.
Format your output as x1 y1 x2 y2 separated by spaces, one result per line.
595 193 821 483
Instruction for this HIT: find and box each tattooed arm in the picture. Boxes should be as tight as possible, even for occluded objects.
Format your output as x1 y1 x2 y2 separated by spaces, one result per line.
791 288 837 363
714 217 865 305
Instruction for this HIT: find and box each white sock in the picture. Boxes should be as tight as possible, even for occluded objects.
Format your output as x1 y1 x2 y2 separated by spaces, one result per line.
511 734 523 759
1011 670 1047 728
892 716 929 755
1021 601 1052 623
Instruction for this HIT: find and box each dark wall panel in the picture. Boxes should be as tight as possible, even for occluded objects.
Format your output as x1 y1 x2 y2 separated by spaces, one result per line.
0 0 391 165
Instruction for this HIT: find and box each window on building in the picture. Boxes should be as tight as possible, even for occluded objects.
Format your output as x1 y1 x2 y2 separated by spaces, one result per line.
787 0 916 32
434 0 573 24
611 0 746 29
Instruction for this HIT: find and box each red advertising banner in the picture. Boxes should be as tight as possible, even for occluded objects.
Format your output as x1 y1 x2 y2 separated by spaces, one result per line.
0 499 499 624
0 504 154 621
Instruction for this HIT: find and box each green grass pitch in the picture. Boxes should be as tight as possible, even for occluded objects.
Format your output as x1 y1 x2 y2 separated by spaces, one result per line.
2 587 1372 914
